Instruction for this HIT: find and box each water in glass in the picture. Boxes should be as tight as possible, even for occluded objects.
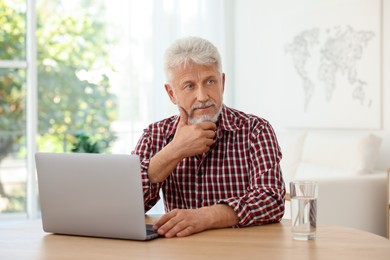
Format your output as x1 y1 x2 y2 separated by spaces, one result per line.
291 196 317 240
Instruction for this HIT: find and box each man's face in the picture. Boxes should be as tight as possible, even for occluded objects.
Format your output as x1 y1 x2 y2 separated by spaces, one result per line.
165 61 225 124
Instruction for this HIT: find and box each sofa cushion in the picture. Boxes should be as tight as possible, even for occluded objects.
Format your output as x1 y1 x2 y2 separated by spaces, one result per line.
294 163 359 180
301 132 382 175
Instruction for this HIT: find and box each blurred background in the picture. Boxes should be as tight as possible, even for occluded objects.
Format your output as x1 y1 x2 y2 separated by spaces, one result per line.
0 0 389 220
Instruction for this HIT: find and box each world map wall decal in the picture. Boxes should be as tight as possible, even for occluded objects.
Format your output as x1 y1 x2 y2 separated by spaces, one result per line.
285 25 375 112
281 0 381 129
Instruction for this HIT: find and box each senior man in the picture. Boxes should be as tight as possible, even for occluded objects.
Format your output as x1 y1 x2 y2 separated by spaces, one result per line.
132 36 285 238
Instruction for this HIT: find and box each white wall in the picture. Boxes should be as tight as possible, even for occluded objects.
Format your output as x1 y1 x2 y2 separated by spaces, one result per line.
232 0 390 170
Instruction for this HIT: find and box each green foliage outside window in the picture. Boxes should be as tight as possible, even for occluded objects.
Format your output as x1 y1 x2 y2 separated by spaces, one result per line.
71 132 101 153
0 0 118 212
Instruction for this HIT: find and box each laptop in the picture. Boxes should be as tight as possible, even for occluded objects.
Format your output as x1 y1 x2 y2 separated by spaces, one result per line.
35 152 160 240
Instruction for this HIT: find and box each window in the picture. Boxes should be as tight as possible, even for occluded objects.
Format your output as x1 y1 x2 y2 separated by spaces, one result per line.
0 0 232 219
0 0 28 217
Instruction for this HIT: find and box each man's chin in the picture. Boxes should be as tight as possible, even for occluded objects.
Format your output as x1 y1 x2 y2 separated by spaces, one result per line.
186 104 223 124
189 114 219 124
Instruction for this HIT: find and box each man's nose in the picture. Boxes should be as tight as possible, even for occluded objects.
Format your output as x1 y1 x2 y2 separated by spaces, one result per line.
196 86 208 102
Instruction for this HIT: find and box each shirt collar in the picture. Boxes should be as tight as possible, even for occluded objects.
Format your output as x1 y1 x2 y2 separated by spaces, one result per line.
218 104 241 132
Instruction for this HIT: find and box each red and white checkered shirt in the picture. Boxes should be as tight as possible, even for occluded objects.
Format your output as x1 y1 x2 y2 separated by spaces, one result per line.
132 105 285 227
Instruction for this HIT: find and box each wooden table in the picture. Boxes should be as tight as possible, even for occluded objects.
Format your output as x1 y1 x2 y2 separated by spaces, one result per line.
1 218 390 259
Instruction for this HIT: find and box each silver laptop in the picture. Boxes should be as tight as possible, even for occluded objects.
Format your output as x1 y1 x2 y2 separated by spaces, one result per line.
35 152 159 240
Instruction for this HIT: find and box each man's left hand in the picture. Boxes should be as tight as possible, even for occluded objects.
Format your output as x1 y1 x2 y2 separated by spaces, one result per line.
153 208 208 238
153 204 238 238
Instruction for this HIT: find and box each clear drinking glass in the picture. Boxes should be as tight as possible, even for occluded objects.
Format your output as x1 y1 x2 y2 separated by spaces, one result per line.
290 181 318 240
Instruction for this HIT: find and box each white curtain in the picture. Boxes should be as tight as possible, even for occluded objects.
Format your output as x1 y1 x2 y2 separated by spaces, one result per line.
106 0 232 155
106 0 232 213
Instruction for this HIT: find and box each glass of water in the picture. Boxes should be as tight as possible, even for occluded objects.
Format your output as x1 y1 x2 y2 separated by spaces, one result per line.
290 181 318 240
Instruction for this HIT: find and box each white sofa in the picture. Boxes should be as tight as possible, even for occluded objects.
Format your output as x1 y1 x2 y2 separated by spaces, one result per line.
278 130 387 237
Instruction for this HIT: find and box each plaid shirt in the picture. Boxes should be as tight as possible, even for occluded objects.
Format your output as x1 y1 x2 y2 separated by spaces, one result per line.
132 105 285 227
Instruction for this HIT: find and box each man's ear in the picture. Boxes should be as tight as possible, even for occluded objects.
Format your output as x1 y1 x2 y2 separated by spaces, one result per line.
221 73 225 93
165 83 177 104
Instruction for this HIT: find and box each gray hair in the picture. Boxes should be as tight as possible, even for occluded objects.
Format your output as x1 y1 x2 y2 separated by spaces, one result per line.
164 36 222 82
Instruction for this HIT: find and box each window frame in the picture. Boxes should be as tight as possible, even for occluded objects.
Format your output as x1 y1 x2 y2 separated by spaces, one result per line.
0 0 37 220
25 0 38 220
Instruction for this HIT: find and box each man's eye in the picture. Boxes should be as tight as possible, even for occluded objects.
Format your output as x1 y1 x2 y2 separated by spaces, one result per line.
184 84 193 89
208 80 215 85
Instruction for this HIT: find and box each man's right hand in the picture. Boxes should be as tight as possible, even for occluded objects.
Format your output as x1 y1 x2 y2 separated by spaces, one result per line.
171 107 216 158
147 107 217 183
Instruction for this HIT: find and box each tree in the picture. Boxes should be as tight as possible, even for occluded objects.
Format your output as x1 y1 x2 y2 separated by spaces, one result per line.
0 0 117 210
36 0 117 151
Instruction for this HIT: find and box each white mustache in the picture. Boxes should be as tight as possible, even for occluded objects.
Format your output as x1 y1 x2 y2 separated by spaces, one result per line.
191 101 214 111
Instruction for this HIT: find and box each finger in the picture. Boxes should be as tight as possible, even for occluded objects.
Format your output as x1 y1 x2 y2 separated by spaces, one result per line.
178 107 189 126
204 129 216 139
205 139 215 147
163 219 187 238
153 210 177 230
198 121 217 131
176 226 196 237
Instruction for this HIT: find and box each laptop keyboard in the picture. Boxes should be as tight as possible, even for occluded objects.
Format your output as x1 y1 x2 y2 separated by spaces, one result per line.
146 224 158 236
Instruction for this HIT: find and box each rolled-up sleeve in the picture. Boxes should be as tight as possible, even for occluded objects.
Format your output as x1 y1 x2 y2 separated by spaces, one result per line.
218 122 285 227
132 129 162 212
